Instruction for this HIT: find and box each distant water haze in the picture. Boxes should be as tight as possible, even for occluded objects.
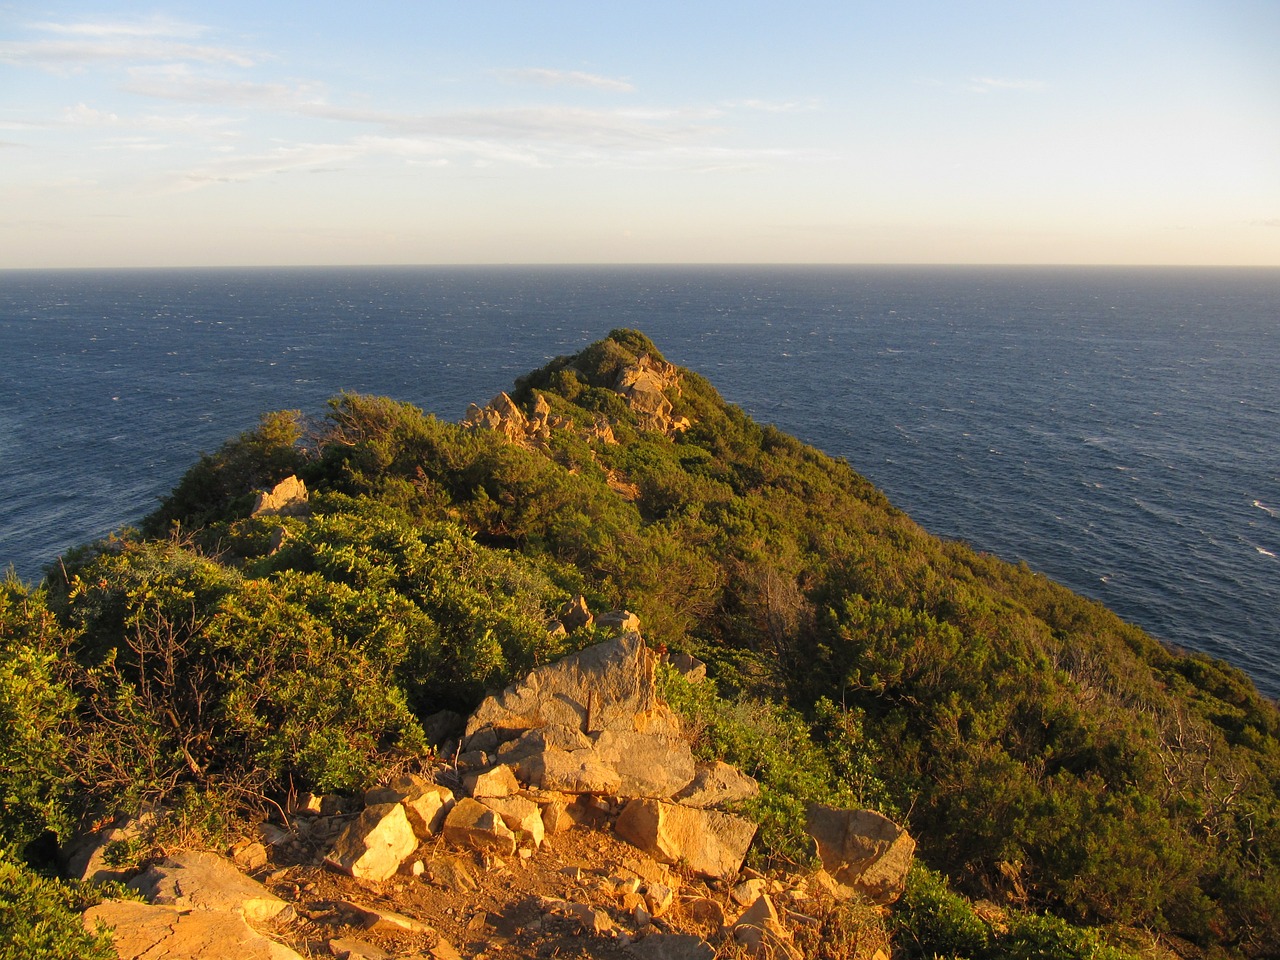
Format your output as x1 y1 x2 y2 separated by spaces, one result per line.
1 265 1277 698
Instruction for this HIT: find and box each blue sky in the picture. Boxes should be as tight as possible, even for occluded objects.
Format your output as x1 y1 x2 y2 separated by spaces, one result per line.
2 1 1277 266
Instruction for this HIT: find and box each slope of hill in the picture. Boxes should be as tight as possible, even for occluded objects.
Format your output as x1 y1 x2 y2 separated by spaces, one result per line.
2 330 1277 959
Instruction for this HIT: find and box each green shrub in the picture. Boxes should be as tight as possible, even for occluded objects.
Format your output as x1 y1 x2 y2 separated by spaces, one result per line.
0 852 115 960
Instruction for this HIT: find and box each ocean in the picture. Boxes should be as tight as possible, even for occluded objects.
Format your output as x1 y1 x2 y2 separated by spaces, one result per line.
2 265 1277 699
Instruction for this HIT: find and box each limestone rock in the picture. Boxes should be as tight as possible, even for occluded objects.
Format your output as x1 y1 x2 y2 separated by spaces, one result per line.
592 729 696 798
328 937 391 960
674 760 760 809
442 797 517 856
496 724 594 764
614 356 682 434
427 855 481 893
518 746 624 795
668 651 707 683
61 808 160 884
805 804 915 904
536 793 574 836
559 595 594 632
338 900 431 933
464 763 521 799
85 899 306 960
597 609 642 635
325 803 419 882
479 795 546 848
615 799 757 879
644 881 676 918
731 878 769 907
127 850 287 924
465 633 675 745
402 784 455 838
228 838 269 873
252 475 308 517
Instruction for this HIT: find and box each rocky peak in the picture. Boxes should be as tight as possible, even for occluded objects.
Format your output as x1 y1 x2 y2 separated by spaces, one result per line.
613 355 690 436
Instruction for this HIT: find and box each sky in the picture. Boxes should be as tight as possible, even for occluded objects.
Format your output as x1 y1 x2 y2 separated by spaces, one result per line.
2 1 1278 267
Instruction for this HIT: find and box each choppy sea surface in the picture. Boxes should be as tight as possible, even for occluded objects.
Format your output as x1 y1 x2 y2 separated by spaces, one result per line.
2 266 1277 698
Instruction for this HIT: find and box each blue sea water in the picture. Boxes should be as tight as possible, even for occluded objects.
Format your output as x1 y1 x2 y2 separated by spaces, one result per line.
2 265 1277 698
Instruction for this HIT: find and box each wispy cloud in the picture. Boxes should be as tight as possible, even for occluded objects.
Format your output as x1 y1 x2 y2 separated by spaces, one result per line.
1253 218 1280 228
967 77 1046 94
62 101 239 137
123 66 323 109
0 18 254 70
29 17 207 39
498 68 635 93
730 98 821 113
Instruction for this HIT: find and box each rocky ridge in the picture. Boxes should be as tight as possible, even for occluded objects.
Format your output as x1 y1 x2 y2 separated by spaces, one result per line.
72 620 912 960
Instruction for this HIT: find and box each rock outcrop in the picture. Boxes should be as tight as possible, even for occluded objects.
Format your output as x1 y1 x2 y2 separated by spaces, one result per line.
614 355 690 435
251 475 308 517
454 631 760 879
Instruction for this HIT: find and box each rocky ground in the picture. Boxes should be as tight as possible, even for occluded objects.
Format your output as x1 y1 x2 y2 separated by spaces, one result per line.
74 630 906 960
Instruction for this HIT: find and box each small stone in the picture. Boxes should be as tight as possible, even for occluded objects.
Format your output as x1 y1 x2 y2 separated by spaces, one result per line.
645 882 676 918
731 878 768 906
228 838 269 872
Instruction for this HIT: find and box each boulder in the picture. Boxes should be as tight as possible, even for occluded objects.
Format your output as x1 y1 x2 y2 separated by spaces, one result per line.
674 760 760 809
615 799 757 879
804 804 915 904
465 633 678 745
127 851 287 924
252 475 308 517
442 797 517 857
62 814 154 884
464 763 521 799
402 784 455 838
325 803 419 882
83 900 305 960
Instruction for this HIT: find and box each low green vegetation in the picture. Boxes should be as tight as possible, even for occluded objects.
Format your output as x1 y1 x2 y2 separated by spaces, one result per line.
2 330 1277 958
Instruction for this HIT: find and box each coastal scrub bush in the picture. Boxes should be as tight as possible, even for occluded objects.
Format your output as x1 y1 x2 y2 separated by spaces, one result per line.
0 852 115 960
0 579 77 852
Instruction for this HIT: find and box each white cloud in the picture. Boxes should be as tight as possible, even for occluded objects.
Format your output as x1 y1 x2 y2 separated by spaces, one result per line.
124 67 323 109
64 103 120 125
0 37 254 69
498 68 635 92
731 98 821 113
29 17 207 39
0 18 253 70
967 77 1046 94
